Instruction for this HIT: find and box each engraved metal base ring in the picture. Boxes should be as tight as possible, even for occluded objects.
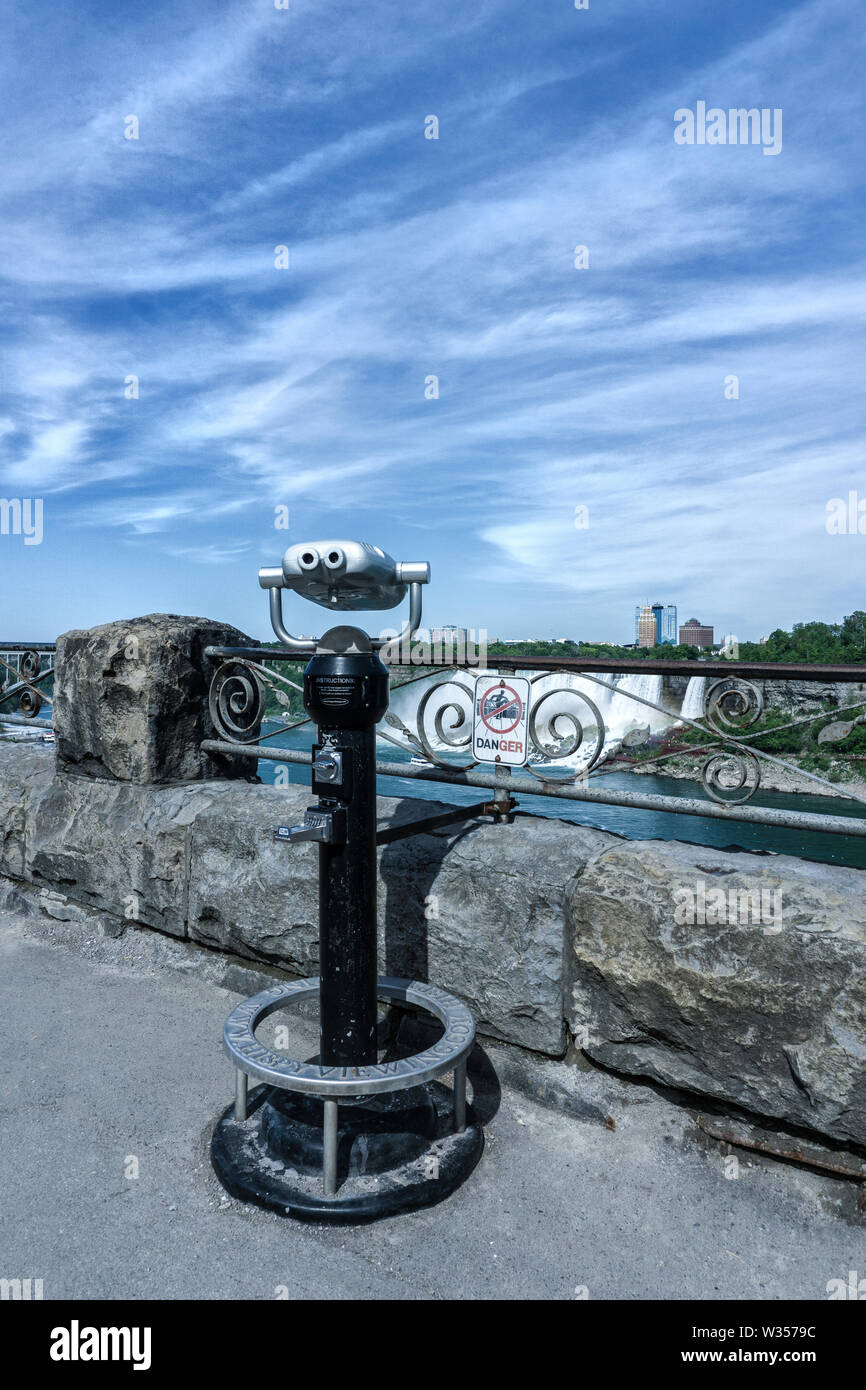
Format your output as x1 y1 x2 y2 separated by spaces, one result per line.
211 976 484 1222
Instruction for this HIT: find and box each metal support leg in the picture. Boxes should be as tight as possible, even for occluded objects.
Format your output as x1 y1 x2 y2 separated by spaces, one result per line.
235 1068 248 1123
323 1099 339 1195
493 763 514 823
454 1061 467 1134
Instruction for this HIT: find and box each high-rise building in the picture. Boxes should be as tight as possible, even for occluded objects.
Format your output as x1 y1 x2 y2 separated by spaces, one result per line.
635 602 678 645
637 605 657 647
679 618 714 648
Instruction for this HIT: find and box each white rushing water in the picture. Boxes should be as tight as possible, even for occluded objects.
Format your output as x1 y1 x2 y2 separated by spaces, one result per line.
606 673 664 732
680 674 707 721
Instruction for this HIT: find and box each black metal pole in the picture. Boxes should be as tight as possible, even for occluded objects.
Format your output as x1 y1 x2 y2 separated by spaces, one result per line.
317 725 378 1065
303 639 389 1069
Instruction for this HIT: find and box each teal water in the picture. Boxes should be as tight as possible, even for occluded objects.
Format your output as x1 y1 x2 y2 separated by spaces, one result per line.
255 721 866 870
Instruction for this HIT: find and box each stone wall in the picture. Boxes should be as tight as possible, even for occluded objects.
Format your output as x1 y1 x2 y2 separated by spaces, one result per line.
1 743 611 1053
2 740 866 1145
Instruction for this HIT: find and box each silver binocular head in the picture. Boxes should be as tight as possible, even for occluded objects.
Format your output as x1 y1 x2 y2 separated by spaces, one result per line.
260 540 430 612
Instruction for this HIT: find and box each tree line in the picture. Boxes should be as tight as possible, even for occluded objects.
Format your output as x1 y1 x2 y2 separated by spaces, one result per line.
487 611 866 664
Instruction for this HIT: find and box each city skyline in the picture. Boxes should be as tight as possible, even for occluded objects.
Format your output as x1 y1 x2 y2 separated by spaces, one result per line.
634 603 679 647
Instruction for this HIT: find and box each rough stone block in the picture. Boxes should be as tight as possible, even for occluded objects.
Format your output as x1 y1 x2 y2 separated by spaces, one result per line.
53 614 261 783
23 773 226 936
0 744 53 878
378 810 616 1053
569 838 866 1146
187 784 320 972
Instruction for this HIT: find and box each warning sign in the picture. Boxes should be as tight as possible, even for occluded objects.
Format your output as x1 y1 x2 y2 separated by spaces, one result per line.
473 675 530 766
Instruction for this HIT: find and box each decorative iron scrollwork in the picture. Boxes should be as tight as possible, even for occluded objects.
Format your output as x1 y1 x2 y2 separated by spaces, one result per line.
386 672 607 784
410 676 478 769
704 678 764 735
208 660 267 743
20 650 41 681
524 675 605 781
18 686 43 718
201 652 866 815
700 748 761 805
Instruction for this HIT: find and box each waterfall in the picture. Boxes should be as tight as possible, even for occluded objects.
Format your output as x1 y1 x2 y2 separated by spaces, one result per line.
607 673 664 732
680 675 707 721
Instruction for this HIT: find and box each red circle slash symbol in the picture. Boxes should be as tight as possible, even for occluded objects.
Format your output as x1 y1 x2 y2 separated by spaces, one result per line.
480 684 522 735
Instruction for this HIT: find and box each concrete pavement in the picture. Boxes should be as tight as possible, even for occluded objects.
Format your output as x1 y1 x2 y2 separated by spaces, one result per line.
1 906 864 1301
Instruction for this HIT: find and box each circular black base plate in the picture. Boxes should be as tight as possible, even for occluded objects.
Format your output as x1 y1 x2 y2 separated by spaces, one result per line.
211 1082 483 1224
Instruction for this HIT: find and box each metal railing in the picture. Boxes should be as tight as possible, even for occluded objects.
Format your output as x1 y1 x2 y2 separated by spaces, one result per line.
201 650 866 840
0 644 55 730
4 637 864 839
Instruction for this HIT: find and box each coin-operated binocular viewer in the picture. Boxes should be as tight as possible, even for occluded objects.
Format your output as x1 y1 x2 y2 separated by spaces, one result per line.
210 542 483 1221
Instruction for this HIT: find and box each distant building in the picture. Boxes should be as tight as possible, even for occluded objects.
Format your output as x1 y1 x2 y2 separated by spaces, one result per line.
679 617 714 648
637 605 657 647
636 602 677 644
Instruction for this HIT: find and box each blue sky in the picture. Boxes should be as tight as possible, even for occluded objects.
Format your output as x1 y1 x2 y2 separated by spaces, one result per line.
2 0 865 644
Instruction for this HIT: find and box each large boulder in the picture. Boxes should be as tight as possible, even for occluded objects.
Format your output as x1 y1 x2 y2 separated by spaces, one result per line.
569 839 866 1147
53 614 261 783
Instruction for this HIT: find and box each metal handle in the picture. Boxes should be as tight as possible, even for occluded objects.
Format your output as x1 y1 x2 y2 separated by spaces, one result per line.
259 561 427 655
370 582 425 653
274 807 347 845
274 823 326 844
263 584 317 655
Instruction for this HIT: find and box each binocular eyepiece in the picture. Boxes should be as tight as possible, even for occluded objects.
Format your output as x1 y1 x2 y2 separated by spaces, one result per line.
298 544 344 575
259 540 430 613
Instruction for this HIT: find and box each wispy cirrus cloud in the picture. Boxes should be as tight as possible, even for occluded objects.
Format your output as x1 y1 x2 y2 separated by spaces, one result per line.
1 0 864 642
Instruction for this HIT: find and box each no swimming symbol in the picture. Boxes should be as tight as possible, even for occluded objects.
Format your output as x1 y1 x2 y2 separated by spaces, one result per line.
479 684 523 734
